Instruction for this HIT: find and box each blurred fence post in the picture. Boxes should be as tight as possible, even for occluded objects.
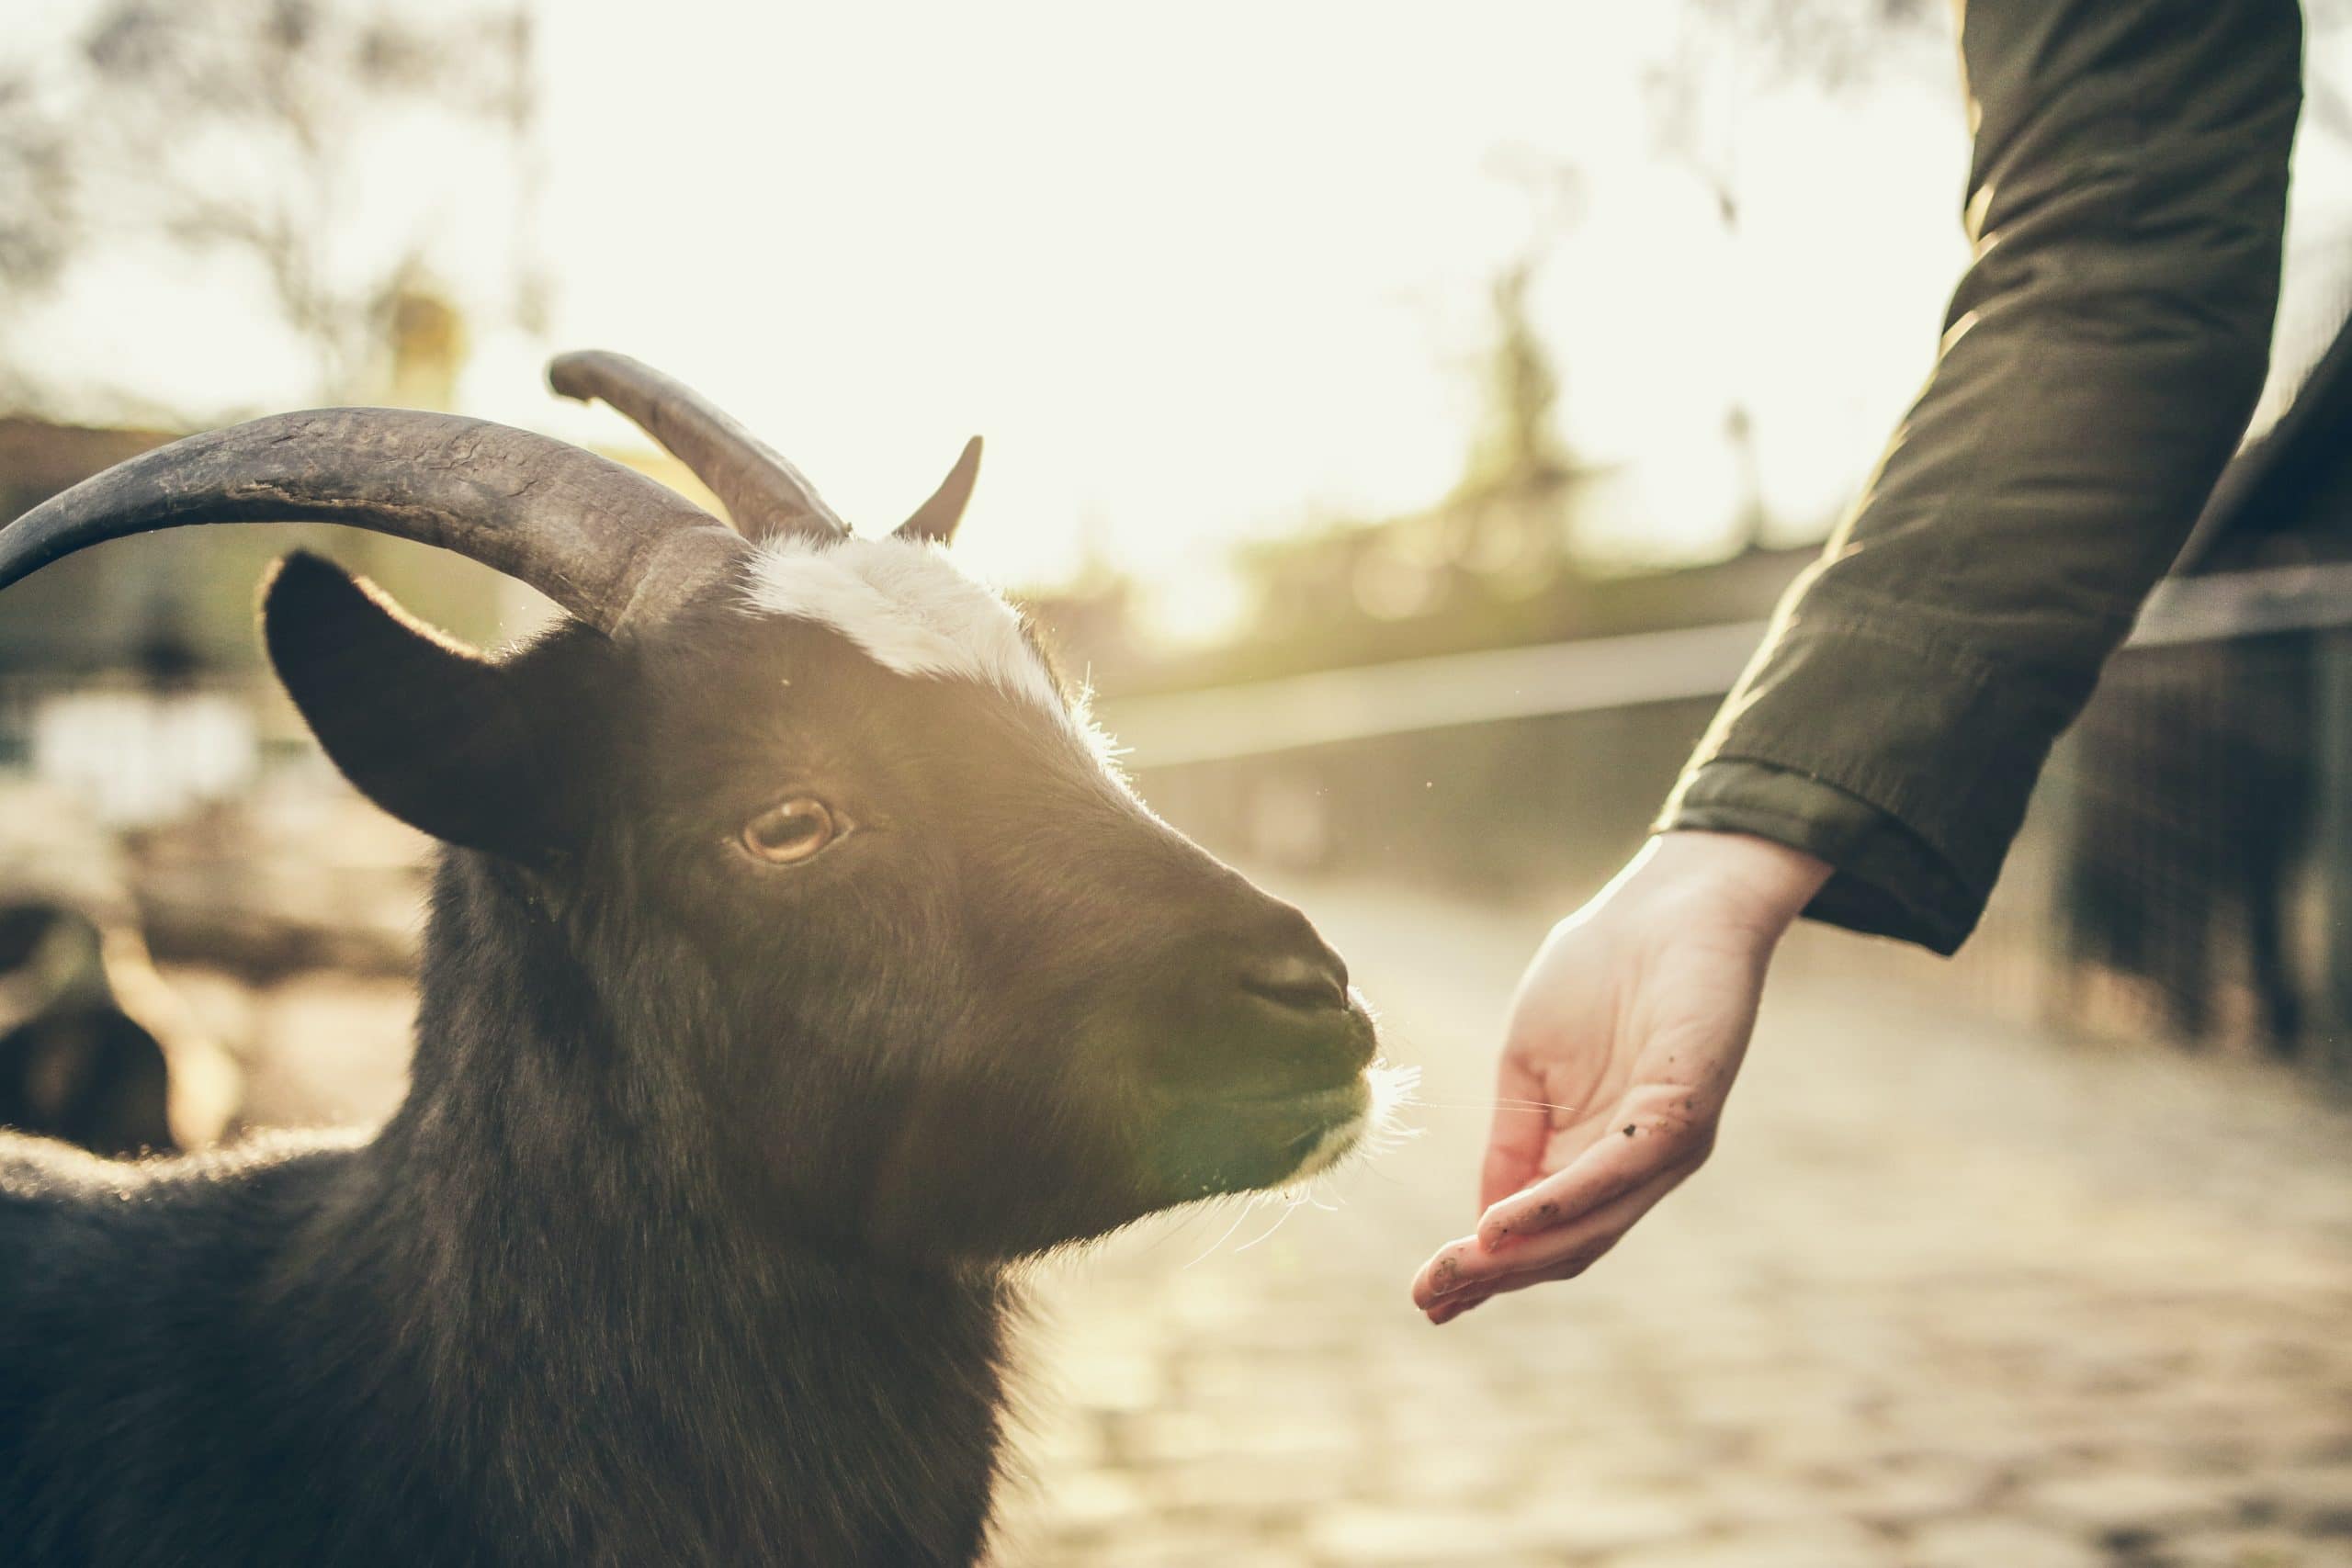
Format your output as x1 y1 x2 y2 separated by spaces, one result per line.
2312 628 2352 1085
2032 731 2087 1036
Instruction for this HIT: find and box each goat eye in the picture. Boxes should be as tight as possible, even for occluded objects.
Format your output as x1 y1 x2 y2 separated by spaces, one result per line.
740 798 841 865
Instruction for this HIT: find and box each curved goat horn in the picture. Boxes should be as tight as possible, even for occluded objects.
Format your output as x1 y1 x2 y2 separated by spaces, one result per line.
0 409 748 637
894 436 982 546
548 350 847 541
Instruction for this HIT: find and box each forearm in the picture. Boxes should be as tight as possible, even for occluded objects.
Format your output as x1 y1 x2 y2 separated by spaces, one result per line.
1663 0 2303 953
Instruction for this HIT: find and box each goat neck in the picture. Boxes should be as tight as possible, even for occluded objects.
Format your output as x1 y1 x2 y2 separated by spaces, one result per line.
303 852 1017 1566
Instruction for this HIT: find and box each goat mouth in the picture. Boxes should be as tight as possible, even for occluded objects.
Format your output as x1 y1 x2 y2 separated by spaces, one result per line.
1227 1077 1374 1184
1147 1071 1382 1201
1277 1102 1370 1181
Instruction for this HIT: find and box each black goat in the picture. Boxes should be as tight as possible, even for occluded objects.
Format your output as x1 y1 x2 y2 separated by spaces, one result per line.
0 354 1386 1565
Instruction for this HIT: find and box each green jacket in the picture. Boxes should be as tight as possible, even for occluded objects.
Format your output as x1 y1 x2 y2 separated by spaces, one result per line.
1658 0 2304 953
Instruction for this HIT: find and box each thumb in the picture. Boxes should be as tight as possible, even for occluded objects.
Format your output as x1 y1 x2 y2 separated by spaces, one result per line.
1477 1054 1556 1212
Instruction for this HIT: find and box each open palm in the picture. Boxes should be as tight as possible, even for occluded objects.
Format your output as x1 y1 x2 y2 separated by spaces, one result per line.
1411 833 1824 1323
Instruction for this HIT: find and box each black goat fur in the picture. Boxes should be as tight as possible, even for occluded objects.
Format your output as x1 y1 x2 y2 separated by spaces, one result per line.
3 859 1010 1564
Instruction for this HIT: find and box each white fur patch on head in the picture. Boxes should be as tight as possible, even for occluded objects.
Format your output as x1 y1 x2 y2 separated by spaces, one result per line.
741 536 1062 712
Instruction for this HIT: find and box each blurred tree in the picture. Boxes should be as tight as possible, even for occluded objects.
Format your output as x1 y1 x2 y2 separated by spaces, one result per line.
1466 151 1584 497
0 0 540 414
1641 1 1954 554
1654 0 2352 555
1679 0 1939 96
0 73 71 296
1458 258 1574 504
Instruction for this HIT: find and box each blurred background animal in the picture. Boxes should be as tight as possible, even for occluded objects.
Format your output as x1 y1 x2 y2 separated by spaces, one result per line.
0 897 174 1155
0 783 235 1155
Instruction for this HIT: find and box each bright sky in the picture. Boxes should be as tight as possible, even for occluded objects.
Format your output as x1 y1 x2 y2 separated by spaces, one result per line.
10 2 2352 631
516 1 1973 594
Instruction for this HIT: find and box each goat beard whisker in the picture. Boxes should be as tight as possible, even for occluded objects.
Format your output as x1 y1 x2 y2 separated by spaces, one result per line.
1369 1032 1582 1119
1177 1193 1277 1270
1231 1193 1307 1254
1363 1060 1422 1151
1170 1179 1328 1272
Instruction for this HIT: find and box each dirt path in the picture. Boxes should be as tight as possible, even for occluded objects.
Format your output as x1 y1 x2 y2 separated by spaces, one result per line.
990 875 2352 1567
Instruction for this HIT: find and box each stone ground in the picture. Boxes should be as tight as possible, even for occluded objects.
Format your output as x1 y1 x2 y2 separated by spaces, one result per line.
187 874 2352 1567
985 875 2352 1568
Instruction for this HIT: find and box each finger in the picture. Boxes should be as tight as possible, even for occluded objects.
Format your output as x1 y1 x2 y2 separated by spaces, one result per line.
1428 1226 1634 1324
1410 1232 1484 1308
1415 1163 1685 1310
1477 1085 1711 1251
1477 1054 1555 1213
1427 1288 1494 1325
1447 1167 1675 1295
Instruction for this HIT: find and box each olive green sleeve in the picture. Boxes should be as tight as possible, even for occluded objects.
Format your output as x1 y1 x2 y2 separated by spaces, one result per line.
1657 0 2302 955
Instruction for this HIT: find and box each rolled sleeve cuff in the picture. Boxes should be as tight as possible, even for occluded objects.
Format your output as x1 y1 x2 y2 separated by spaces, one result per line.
1655 605 2082 955
1663 761 1978 954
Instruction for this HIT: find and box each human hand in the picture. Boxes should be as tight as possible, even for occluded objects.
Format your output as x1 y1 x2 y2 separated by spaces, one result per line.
1411 830 1829 1324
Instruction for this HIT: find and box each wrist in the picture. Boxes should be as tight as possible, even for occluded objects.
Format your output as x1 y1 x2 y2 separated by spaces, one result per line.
1641 829 1831 936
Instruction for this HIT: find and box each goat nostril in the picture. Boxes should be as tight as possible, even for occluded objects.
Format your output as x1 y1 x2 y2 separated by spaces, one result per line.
1239 949 1349 1014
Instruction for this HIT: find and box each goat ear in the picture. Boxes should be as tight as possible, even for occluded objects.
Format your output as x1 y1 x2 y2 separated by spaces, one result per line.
261 551 562 863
